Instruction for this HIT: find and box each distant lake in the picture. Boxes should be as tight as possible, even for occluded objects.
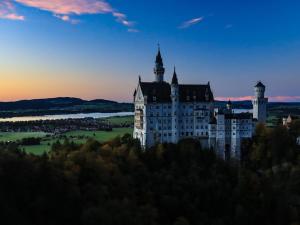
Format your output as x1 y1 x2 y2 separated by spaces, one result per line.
0 112 134 122
0 109 251 122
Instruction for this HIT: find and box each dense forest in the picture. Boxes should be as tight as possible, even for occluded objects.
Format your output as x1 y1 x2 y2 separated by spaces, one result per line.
0 121 300 225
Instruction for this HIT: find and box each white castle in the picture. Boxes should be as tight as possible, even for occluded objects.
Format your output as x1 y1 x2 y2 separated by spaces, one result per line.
133 48 268 160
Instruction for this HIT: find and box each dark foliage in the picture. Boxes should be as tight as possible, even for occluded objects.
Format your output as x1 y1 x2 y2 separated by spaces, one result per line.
0 122 300 225
20 137 41 145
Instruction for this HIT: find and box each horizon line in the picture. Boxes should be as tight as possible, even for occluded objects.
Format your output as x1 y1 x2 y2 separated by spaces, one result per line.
0 95 300 103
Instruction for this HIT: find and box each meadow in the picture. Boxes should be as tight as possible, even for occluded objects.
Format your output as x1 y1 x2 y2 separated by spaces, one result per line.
1 127 133 155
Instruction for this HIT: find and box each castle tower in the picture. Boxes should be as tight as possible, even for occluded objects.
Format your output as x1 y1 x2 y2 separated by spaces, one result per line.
252 81 268 123
171 67 179 143
226 99 233 113
154 46 165 82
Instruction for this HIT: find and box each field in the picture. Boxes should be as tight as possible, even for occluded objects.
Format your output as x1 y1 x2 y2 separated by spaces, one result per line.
103 115 133 126
0 132 47 142
1 127 133 156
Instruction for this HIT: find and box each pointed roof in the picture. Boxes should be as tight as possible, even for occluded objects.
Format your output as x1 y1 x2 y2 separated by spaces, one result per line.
155 46 163 65
227 99 232 105
171 67 178 85
255 81 265 88
139 82 213 103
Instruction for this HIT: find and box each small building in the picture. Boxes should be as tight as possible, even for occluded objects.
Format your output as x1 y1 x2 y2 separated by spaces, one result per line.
283 115 294 127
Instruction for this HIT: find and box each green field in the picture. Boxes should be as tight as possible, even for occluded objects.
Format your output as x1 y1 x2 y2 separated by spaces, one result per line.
65 128 133 142
1 127 133 156
0 132 47 142
103 116 133 126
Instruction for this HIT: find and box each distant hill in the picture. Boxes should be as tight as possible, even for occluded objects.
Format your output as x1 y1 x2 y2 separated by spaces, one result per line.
0 98 298 119
0 97 133 118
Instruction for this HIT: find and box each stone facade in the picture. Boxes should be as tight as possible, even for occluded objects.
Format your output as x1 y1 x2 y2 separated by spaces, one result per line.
208 104 254 160
133 48 267 160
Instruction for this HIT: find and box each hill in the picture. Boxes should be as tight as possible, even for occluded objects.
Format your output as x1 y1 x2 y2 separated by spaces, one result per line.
0 97 299 119
0 97 133 118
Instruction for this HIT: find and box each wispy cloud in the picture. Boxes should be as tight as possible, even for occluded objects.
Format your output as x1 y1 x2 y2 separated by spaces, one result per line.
224 24 233 29
54 14 79 24
0 0 24 20
179 17 204 29
1 0 137 31
216 96 300 102
128 28 139 33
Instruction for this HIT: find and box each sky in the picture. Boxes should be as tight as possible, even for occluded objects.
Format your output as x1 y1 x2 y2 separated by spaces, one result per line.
0 0 300 102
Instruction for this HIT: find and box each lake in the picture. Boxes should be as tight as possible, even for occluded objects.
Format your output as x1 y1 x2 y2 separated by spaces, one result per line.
0 112 134 122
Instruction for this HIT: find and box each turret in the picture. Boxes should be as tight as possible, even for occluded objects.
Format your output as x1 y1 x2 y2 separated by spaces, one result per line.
226 100 232 110
254 81 265 98
171 67 179 143
252 81 268 123
171 67 179 101
154 46 165 82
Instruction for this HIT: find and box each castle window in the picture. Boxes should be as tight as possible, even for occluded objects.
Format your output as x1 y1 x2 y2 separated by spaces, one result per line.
153 96 156 102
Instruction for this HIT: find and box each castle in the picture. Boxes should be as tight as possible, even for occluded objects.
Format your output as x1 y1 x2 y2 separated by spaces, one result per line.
133 48 268 160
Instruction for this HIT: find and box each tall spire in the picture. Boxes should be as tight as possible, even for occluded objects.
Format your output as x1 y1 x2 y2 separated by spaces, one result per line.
172 66 178 85
154 44 165 82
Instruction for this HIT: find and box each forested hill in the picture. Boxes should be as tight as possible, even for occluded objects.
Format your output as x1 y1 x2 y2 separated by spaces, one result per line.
0 97 133 118
0 97 299 118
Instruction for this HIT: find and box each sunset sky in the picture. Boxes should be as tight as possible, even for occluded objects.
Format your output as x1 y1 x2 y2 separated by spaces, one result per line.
0 0 300 102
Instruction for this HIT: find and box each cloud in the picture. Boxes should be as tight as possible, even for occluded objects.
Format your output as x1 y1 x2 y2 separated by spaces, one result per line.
54 14 79 24
112 12 135 27
224 24 233 29
128 28 139 33
14 0 113 15
216 96 300 102
0 0 24 20
216 96 253 102
1 0 137 31
179 17 204 29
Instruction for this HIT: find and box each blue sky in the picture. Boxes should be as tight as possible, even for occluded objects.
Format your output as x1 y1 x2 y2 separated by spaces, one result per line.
0 0 300 102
